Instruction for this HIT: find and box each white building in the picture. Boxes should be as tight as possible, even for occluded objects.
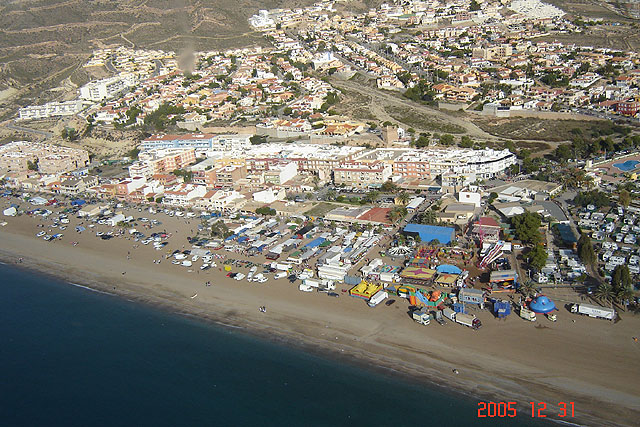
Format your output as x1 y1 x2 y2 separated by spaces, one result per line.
79 75 135 102
264 162 298 185
253 188 286 204
458 191 482 208
163 184 207 206
18 100 90 121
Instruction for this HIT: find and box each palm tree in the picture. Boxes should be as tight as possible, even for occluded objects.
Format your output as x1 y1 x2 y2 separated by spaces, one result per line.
595 283 614 308
519 280 537 298
615 287 634 310
397 191 410 205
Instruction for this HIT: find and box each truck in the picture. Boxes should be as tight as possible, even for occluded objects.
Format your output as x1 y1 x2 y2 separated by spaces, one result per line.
455 313 482 329
570 303 616 321
319 279 336 291
519 306 537 322
271 262 292 271
274 271 288 280
442 308 456 322
302 279 320 288
441 308 481 329
298 284 314 292
412 309 431 325
367 290 388 307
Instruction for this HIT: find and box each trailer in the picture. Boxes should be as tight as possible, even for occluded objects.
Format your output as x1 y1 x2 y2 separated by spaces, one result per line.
368 290 388 307
303 279 320 288
271 262 292 271
442 308 456 322
570 303 616 321
455 312 482 329
412 309 431 325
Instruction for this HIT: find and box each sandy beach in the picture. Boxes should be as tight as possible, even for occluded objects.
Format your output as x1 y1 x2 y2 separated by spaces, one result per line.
1 205 640 426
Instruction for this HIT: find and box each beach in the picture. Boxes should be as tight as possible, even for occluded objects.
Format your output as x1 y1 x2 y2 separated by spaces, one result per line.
1 207 640 426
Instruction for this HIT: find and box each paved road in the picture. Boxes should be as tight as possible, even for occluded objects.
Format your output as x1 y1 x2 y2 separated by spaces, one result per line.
5 123 53 138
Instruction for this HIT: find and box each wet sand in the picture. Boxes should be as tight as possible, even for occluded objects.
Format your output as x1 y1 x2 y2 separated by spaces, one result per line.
1 206 639 426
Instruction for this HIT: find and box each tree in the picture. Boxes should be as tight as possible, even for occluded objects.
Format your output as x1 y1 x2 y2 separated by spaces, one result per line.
611 265 632 294
388 206 407 222
439 134 454 146
459 135 473 148
618 189 631 208
250 135 268 145
594 283 614 307
380 181 398 193
27 159 39 171
511 212 542 244
61 127 78 141
488 192 498 204
573 190 610 208
519 280 538 297
127 148 140 160
526 244 547 271
256 207 276 216
577 233 596 266
555 144 572 162
469 0 481 11
397 191 410 205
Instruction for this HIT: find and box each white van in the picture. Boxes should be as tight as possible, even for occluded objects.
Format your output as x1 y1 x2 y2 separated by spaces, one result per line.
274 271 288 280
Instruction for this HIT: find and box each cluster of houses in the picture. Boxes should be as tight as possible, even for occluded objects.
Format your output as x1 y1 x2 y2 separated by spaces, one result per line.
578 204 640 276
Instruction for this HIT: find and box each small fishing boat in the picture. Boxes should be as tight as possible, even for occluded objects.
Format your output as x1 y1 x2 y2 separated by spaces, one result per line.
190 293 198 299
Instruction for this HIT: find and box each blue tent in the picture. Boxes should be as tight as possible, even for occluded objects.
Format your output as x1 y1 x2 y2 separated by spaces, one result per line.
305 237 326 248
403 224 455 244
436 264 462 274
529 295 557 314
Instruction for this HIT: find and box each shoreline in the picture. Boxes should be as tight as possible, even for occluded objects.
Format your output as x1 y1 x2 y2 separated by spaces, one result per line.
0 236 636 427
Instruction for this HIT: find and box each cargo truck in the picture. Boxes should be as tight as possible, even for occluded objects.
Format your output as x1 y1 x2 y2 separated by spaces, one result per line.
455 313 482 329
570 303 616 321
519 306 537 322
441 308 481 329
368 290 388 307
412 309 431 325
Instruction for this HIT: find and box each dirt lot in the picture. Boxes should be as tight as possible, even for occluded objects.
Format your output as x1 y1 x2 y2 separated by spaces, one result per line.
472 116 613 142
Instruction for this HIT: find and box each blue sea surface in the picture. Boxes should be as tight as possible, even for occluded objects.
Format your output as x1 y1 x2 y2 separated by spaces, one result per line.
613 160 640 172
0 263 545 426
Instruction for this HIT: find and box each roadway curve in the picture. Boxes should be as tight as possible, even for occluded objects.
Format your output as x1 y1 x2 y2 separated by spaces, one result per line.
329 76 498 140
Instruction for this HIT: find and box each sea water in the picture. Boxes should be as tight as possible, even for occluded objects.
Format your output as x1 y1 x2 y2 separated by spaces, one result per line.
0 263 545 426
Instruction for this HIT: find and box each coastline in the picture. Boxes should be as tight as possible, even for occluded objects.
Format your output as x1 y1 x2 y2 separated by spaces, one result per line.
1 225 639 426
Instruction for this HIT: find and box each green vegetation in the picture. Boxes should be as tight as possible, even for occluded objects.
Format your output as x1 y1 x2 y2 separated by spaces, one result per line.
573 190 610 208
250 135 268 145
210 220 231 239
27 158 39 171
380 181 398 193
526 244 547 271
577 233 596 267
127 148 140 160
61 127 78 141
256 206 276 216
618 189 631 208
172 169 193 183
403 79 436 105
143 103 186 131
511 212 542 244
